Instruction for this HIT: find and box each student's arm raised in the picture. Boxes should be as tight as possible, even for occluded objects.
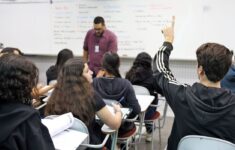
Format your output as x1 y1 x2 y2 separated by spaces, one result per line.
153 16 188 112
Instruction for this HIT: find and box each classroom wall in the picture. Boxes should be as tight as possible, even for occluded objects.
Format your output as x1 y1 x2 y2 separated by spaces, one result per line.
27 55 198 86
2 0 234 60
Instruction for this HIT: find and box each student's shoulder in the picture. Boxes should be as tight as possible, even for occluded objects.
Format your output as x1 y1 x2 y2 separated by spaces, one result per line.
19 104 39 116
93 91 106 110
7 103 40 122
115 78 132 86
46 65 57 74
103 29 116 38
92 77 100 85
46 65 56 71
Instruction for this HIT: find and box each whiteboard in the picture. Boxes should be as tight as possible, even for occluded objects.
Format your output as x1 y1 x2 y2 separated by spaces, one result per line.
0 0 235 60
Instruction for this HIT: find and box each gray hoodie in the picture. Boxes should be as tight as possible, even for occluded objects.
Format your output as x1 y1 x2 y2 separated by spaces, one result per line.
93 77 141 117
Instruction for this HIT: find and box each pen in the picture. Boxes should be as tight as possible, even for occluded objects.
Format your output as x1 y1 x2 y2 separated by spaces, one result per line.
119 96 125 103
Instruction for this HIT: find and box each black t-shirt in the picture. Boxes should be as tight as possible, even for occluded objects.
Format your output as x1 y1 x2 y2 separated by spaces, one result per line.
94 91 106 112
46 65 58 85
88 92 106 145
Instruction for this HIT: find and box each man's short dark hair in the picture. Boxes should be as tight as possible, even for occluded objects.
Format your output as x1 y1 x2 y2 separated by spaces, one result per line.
94 16 105 25
196 43 233 82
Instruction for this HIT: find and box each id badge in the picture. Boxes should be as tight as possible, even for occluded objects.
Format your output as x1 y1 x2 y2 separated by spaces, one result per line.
95 45 99 53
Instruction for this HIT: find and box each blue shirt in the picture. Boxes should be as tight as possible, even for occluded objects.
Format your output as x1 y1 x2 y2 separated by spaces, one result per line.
221 65 235 93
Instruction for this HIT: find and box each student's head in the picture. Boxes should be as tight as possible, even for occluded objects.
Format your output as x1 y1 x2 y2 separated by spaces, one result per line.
102 52 121 77
126 52 152 81
55 49 74 70
59 58 93 84
45 58 95 126
93 16 105 37
133 52 152 69
1 47 23 56
196 43 233 82
0 54 38 105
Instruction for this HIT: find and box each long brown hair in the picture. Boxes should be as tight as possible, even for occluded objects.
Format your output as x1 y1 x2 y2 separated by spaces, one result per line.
45 58 96 126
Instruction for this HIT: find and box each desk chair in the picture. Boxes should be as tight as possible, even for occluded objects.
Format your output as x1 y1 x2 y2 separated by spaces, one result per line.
177 135 235 150
118 115 139 150
158 95 168 129
133 85 161 150
45 115 111 150
74 119 111 150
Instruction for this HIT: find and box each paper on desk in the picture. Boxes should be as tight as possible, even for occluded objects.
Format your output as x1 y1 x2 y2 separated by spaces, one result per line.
42 112 74 137
52 129 87 150
42 112 88 150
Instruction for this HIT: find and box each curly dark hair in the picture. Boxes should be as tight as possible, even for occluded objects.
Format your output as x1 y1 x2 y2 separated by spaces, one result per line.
102 52 121 77
45 58 96 126
0 54 38 105
126 52 152 82
196 43 233 82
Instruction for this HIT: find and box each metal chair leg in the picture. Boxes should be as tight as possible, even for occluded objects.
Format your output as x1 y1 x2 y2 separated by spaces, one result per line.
151 122 154 150
158 119 161 144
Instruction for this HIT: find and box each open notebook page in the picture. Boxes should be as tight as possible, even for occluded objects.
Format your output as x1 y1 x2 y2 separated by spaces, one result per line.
42 113 88 150
41 112 74 137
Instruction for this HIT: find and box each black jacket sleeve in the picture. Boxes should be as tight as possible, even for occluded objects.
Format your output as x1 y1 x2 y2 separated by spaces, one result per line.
153 42 188 113
0 113 55 150
26 113 55 150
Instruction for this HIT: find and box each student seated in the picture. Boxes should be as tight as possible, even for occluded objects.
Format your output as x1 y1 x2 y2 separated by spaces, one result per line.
93 52 141 137
0 54 55 150
0 47 55 108
153 17 235 150
45 58 122 148
125 52 163 141
0 47 54 98
46 49 74 85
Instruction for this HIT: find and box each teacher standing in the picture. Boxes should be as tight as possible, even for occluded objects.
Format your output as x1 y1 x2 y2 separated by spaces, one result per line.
83 16 118 77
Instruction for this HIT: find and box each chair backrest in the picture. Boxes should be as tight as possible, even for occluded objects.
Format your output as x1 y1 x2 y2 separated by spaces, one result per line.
177 135 235 150
71 118 89 135
71 118 90 148
43 115 90 145
132 85 150 95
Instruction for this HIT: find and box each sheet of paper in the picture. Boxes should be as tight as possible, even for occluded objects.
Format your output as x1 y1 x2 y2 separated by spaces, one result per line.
42 112 74 137
52 129 88 150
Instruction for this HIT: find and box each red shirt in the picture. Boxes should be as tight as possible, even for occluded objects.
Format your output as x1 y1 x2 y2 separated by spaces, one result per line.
83 29 118 74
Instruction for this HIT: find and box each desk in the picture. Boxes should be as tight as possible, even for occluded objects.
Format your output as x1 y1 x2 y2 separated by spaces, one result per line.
97 106 131 150
102 125 117 150
136 95 155 112
136 94 155 142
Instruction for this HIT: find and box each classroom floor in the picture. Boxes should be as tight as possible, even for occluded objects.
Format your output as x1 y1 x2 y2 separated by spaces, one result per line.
128 117 174 150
